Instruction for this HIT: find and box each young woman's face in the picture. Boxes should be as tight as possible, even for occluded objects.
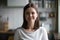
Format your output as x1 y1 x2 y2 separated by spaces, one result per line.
25 7 38 23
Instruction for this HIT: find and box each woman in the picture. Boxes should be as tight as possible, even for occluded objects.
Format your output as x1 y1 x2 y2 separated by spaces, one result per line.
14 3 48 40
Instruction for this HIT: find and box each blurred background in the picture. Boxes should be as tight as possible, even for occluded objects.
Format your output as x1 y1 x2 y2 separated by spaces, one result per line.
0 0 59 40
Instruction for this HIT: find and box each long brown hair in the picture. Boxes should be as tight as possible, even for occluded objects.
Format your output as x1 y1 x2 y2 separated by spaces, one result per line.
22 3 39 30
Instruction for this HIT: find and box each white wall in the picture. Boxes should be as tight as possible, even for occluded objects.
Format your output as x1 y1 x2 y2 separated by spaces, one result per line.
0 8 23 29
58 0 60 33
7 0 28 7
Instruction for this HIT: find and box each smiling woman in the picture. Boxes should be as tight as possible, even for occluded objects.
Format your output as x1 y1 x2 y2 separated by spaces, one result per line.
14 3 49 40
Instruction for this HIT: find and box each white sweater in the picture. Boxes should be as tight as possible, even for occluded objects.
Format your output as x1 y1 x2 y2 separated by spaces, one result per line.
14 27 49 40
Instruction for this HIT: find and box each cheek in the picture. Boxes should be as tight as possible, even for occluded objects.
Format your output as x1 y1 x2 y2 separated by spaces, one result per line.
25 15 29 21
33 14 38 20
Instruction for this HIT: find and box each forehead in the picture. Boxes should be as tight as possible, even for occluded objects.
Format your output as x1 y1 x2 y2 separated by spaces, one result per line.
25 7 36 12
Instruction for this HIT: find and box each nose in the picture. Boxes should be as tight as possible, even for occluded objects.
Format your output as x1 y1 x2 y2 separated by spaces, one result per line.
29 14 32 17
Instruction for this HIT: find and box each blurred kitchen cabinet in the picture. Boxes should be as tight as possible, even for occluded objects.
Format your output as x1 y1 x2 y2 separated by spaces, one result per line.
30 0 58 33
0 0 7 7
30 0 56 8
7 0 29 7
0 0 29 7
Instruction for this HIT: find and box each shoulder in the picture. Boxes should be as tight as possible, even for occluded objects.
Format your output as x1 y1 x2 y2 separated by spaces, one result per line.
39 27 47 33
15 27 23 33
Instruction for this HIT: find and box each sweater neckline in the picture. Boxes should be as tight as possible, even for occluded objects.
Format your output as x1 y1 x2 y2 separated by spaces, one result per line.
21 27 40 34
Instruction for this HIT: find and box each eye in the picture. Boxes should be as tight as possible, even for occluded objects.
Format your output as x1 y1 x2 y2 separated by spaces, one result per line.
32 12 35 14
26 12 29 15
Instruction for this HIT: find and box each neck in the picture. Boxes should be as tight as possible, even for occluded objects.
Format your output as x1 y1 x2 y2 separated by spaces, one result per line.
27 22 34 29
25 28 35 32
